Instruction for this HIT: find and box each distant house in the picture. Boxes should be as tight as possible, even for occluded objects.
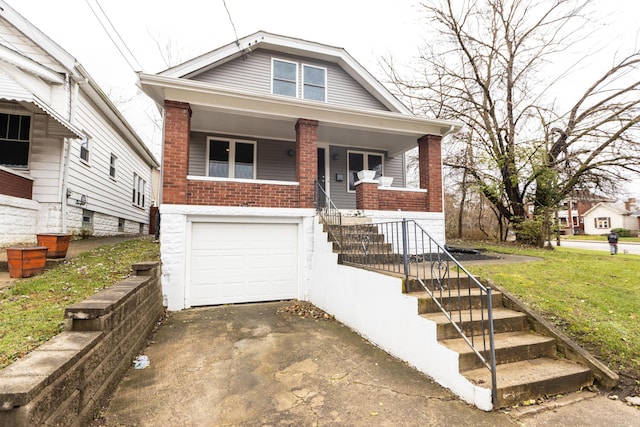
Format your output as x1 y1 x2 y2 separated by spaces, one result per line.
556 191 615 235
0 1 159 246
582 198 640 235
139 31 461 310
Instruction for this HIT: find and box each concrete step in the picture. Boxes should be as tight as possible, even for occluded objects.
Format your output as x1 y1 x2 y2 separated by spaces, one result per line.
421 308 528 340
464 358 594 408
339 252 401 264
441 331 557 371
405 276 475 292
332 241 393 252
409 288 503 314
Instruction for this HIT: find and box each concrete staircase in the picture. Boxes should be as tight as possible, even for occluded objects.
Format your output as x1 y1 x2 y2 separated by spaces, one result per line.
405 279 594 407
324 219 600 408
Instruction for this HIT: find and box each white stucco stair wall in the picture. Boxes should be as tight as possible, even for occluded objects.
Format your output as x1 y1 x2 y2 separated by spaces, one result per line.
308 219 493 411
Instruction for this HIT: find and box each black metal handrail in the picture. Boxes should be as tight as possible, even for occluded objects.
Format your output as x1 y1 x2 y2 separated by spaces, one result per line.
314 181 342 249
339 219 498 403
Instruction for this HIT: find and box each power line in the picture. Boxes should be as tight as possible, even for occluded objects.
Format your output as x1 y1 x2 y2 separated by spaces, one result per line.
223 0 240 48
84 0 143 72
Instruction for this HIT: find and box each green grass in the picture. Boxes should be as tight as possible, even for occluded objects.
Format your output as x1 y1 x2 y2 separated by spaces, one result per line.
0 238 160 369
468 244 640 377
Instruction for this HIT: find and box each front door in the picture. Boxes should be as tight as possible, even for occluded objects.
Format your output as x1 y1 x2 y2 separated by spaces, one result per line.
317 148 326 207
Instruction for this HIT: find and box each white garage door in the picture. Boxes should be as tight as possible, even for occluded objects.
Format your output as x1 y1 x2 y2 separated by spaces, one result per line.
189 222 298 306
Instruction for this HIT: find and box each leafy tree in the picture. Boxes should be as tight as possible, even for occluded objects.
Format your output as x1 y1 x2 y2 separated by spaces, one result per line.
386 0 640 245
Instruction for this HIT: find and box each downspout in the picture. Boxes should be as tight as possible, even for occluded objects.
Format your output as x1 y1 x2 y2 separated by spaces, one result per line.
61 74 82 233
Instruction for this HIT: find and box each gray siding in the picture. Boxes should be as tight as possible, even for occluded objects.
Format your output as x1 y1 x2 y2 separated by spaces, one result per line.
326 146 403 210
192 49 389 112
189 131 296 181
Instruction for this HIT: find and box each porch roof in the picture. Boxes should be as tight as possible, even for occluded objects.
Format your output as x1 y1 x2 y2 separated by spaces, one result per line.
139 73 463 157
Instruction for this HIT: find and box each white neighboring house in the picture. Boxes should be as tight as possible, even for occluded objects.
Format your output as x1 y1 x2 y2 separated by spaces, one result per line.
582 200 640 236
0 1 159 246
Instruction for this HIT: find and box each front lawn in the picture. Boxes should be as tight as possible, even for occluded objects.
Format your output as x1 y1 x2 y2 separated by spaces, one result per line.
467 245 640 379
0 238 160 369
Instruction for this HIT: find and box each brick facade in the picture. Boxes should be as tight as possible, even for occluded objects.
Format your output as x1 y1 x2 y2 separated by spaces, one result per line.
186 180 299 207
295 119 318 209
418 135 443 212
162 101 191 204
356 182 429 212
0 169 32 199
355 181 380 210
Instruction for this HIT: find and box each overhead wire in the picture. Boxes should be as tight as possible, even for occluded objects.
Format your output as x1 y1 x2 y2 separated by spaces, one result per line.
223 0 240 48
83 0 143 72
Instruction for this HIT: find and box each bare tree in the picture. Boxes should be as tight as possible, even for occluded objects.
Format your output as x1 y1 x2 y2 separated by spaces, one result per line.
385 0 640 244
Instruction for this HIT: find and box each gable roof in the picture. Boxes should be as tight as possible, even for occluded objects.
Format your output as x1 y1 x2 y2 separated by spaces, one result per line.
158 31 411 115
582 202 631 218
140 32 463 157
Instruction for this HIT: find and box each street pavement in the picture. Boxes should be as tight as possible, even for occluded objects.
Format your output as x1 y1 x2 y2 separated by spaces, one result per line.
554 239 640 255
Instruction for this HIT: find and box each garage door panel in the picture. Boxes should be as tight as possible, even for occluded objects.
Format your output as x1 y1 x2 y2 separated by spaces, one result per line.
189 222 298 306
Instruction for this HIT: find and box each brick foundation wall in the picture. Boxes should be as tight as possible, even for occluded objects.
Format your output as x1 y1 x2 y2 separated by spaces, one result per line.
0 262 163 427
0 169 33 199
187 180 300 208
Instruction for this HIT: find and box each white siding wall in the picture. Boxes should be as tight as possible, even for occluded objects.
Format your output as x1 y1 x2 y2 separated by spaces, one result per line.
29 113 64 203
583 206 626 235
66 92 152 229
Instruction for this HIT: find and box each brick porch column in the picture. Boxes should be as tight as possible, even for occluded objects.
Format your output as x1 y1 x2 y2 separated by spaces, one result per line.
355 180 379 210
295 119 318 208
417 134 443 212
162 101 192 204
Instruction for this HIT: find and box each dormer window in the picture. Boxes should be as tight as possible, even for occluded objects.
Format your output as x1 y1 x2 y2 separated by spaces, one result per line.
272 58 326 102
272 59 298 97
303 65 326 101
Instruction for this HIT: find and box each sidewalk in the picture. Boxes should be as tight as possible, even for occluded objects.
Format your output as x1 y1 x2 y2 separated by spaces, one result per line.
0 236 139 289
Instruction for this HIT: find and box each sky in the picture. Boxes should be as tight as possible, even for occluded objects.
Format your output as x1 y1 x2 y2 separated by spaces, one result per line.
9 0 640 195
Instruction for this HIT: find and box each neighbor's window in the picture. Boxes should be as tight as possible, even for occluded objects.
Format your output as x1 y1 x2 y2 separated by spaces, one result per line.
109 154 117 178
80 137 90 162
132 173 146 208
302 64 326 101
595 217 610 229
82 209 94 230
0 112 31 168
272 59 297 97
348 151 383 191
207 138 256 179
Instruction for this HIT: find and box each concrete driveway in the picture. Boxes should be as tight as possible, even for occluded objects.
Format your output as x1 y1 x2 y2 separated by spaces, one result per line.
95 301 638 426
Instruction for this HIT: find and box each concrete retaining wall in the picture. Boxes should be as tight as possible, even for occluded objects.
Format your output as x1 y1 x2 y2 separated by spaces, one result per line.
308 220 493 410
0 261 164 426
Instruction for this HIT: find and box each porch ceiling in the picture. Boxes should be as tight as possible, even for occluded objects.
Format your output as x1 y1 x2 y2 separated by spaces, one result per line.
140 73 463 157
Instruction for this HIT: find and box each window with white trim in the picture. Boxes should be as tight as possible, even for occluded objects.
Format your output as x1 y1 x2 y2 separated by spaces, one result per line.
272 59 297 97
118 217 125 232
271 59 327 102
303 64 326 101
109 154 117 178
595 217 610 229
132 173 146 208
348 151 383 192
0 112 31 168
80 137 90 163
207 138 256 179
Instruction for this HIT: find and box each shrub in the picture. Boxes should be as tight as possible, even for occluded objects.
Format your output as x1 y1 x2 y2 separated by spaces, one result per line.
611 228 632 237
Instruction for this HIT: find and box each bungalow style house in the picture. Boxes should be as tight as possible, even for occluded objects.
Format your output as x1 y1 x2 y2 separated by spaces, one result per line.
139 31 461 310
140 32 609 410
0 1 159 246
582 198 640 236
